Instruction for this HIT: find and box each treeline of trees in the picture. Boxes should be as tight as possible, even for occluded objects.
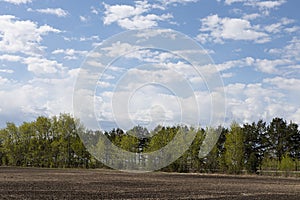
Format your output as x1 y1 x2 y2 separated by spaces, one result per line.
0 114 299 175
0 114 99 168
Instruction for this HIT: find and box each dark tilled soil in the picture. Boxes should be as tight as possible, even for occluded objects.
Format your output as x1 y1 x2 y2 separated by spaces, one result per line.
0 167 299 199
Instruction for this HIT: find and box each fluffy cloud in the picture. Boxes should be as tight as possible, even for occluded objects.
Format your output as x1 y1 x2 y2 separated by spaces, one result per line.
197 14 270 44
0 53 65 75
23 57 64 75
0 76 10 85
52 48 88 60
213 57 255 71
264 17 295 33
225 0 287 15
0 15 60 56
161 0 199 5
2 0 32 4
0 54 22 62
268 37 300 62
225 81 300 125
0 68 79 126
254 58 291 74
242 13 261 20
263 76 300 91
103 1 173 29
79 16 88 22
0 69 14 74
27 8 69 17
245 0 286 10
211 56 292 75
225 0 286 7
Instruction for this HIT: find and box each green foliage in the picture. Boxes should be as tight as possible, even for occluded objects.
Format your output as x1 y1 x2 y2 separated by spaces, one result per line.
224 122 244 174
243 120 267 173
279 154 295 172
0 114 91 168
0 115 299 175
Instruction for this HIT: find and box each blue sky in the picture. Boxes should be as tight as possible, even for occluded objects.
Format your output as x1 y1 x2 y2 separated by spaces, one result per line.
0 0 300 130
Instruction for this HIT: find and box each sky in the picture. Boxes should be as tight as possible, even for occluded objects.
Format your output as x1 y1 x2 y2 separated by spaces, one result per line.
0 0 300 131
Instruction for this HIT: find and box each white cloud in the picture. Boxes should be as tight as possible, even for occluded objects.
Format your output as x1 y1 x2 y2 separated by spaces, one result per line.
221 72 234 78
52 48 88 60
0 54 22 62
224 0 245 5
0 69 14 73
116 13 172 30
225 0 287 14
28 8 69 17
23 57 64 75
254 58 291 74
284 26 300 33
210 56 291 75
102 41 141 57
0 69 78 125
90 6 99 15
245 0 286 10
264 17 295 33
224 82 298 125
197 14 270 44
263 76 300 91
224 0 287 16
2 0 32 4
0 53 66 75
103 1 172 29
79 16 88 22
268 37 300 62
0 76 10 85
103 1 150 25
242 13 261 20
0 15 60 56
161 0 199 5
79 35 100 42
205 57 254 72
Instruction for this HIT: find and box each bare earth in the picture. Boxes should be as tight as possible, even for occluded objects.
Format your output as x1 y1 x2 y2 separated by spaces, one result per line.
0 167 299 200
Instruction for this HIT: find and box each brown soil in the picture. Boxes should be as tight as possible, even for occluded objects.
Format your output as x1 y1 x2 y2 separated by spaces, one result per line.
0 167 299 199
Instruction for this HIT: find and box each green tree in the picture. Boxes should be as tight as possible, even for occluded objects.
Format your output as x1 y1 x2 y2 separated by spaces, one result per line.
2 123 21 166
18 122 35 166
224 122 244 174
243 120 267 173
200 127 221 172
286 122 300 170
188 128 205 172
267 118 289 163
279 153 294 173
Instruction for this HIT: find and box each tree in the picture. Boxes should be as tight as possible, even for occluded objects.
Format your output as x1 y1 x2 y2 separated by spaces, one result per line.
200 127 221 172
0 128 8 165
267 118 289 163
243 120 267 173
279 153 294 174
224 122 244 174
2 122 21 166
188 128 205 172
18 122 35 166
33 116 52 167
286 122 300 166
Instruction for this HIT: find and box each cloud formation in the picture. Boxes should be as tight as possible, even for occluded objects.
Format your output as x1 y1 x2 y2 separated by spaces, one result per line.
197 14 270 43
28 8 69 17
2 0 32 5
103 1 173 29
0 15 60 56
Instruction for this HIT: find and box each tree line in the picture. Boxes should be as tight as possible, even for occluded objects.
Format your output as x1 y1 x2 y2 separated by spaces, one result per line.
0 114 299 175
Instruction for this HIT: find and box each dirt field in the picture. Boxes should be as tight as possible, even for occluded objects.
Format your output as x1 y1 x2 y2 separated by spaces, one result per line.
0 167 299 199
